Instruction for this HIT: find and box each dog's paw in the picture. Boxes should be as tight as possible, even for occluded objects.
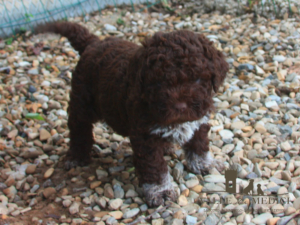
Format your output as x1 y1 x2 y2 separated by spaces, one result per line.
186 151 224 175
144 188 177 207
64 155 91 170
143 173 177 207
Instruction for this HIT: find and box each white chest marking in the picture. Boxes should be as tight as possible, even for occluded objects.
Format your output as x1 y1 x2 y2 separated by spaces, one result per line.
150 115 209 145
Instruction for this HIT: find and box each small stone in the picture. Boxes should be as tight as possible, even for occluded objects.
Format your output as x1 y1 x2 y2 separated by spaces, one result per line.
222 144 235 154
43 187 56 198
109 211 123 220
69 202 80 214
41 80 50 87
0 205 8 215
191 185 203 193
233 205 245 216
230 121 245 130
204 175 225 183
277 187 288 195
256 65 265 75
114 185 124 199
219 129 234 140
264 162 279 170
271 204 284 214
204 213 219 225
26 164 37 174
293 197 300 209
267 218 280 225
252 213 273 224
109 198 123 210
265 101 278 108
186 215 197 225
186 179 199 188
125 189 138 198
152 218 164 225
111 133 123 142
225 194 237 204
96 170 108 180
273 55 286 62
281 171 291 181
63 199 72 207
104 24 117 32
28 85 37 93
90 181 101 189
44 168 54 179
39 129 51 141
285 207 296 216
238 64 254 71
104 185 114 199
123 208 140 219
3 186 17 197
7 129 18 139
254 123 267 133
177 195 188 206
277 70 287 81
280 141 292 151
28 68 39 75
173 162 184 182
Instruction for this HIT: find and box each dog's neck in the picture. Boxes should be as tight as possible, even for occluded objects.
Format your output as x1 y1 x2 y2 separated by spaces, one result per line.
149 115 210 145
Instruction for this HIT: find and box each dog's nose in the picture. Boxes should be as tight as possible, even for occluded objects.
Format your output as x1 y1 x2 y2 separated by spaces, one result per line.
175 102 187 111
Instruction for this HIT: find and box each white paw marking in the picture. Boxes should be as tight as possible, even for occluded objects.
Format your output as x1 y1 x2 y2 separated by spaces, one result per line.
143 173 173 197
186 151 223 174
150 115 209 145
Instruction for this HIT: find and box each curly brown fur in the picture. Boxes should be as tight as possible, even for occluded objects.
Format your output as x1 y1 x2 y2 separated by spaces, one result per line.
36 22 229 207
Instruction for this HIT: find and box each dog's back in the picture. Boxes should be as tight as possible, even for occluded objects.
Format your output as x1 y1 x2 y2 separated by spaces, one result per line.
36 22 140 135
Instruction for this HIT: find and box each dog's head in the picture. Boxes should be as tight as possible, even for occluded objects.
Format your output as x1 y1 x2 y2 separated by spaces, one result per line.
128 30 229 125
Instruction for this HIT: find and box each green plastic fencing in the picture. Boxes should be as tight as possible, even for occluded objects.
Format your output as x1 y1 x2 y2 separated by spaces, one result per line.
0 0 158 38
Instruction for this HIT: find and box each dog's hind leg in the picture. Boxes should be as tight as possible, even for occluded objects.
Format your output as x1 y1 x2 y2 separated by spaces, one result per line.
64 74 95 170
130 134 177 207
183 124 224 174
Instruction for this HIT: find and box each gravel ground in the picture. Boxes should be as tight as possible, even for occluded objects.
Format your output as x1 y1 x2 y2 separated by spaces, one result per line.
0 3 300 225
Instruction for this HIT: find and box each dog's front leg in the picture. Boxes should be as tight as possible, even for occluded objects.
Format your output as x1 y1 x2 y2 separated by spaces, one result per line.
130 134 177 207
183 124 224 174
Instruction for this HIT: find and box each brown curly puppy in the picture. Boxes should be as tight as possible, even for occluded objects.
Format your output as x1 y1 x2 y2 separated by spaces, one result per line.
36 22 229 207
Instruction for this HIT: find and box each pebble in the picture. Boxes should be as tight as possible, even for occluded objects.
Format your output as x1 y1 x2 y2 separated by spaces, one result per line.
252 213 273 224
186 215 197 225
43 187 56 198
25 164 37 174
109 211 123 219
186 179 199 188
104 24 117 32
44 168 54 179
280 141 292 151
293 197 300 209
273 55 286 62
69 202 80 214
109 198 123 210
219 129 234 140
39 129 51 141
90 181 101 189
123 208 140 219
178 195 188 206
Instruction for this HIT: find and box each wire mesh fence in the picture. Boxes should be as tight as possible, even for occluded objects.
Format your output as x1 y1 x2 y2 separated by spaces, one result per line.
0 0 157 38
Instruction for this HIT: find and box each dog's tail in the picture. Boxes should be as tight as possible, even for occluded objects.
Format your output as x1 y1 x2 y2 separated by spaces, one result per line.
35 21 99 55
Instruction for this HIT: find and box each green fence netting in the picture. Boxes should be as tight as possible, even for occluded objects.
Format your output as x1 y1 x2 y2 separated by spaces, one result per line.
0 0 158 38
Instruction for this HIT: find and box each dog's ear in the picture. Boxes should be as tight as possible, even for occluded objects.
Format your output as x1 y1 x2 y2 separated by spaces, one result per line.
211 51 229 93
196 34 229 93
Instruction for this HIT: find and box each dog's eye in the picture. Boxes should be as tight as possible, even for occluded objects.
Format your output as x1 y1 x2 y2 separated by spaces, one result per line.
195 78 201 84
